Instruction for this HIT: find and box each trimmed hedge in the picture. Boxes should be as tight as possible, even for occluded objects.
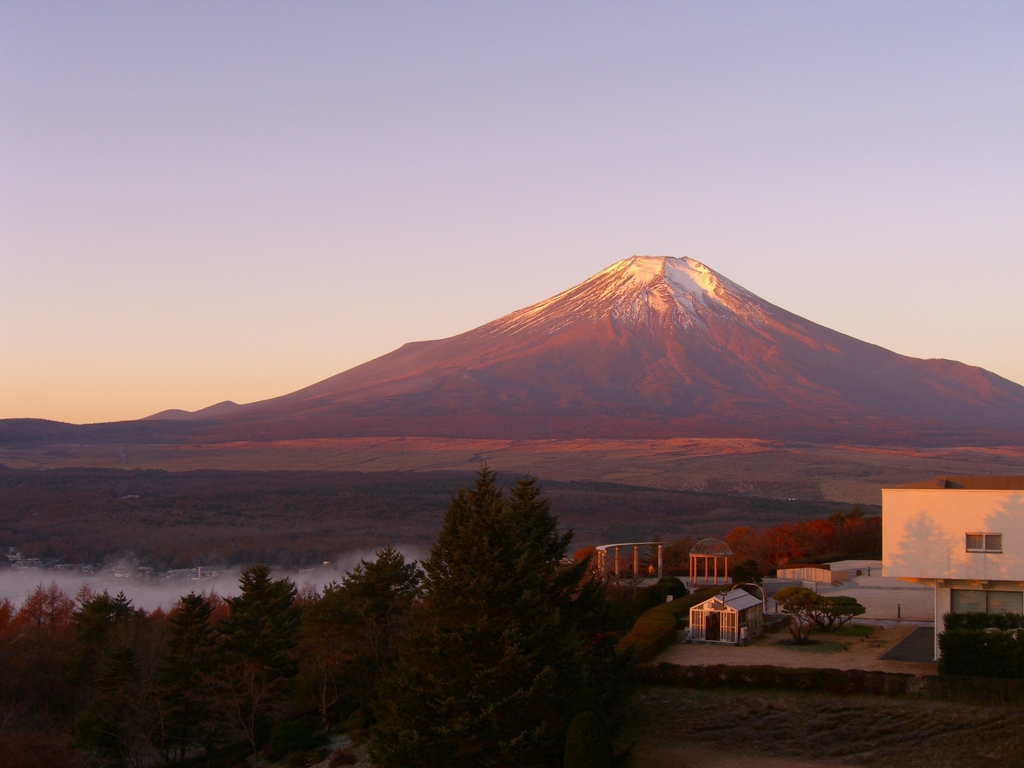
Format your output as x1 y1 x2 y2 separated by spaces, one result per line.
640 663 911 696
938 628 1024 678
944 612 1024 631
616 590 714 662
639 662 1024 706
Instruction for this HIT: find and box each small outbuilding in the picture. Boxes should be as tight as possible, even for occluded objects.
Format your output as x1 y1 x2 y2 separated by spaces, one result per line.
689 587 764 645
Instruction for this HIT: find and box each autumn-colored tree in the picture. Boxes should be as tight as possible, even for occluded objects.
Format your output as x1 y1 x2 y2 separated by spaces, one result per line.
2 583 77 726
760 523 805 568
573 545 597 565
724 506 882 575
724 527 762 565
803 518 839 554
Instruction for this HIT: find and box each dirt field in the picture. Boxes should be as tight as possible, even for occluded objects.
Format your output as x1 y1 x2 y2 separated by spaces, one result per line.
622 686 1024 768
3 437 1024 504
656 624 937 675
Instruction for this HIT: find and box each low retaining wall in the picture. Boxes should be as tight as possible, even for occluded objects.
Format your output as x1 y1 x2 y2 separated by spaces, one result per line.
775 567 850 584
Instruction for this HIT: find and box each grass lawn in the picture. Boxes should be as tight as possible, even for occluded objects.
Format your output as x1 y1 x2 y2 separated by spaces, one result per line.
773 624 876 653
777 638 851 654
828 624 874 638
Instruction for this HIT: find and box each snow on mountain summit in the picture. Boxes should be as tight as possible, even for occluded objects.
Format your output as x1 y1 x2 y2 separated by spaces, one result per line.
489 255 767 338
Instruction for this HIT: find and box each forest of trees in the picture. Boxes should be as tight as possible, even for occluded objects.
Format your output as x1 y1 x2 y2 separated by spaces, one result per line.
0 465 860 570
0 470 629 768
0 549 419 768
1 468 878 768
651 505 882 576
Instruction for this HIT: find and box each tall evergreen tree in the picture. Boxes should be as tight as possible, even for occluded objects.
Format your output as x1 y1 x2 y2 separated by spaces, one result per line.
216 565 300 752
75 646 154 767
158 592 217 761
298 580 358 729
72 590 143 684
73 592 160 768
342 545 420 709
370 468 622 768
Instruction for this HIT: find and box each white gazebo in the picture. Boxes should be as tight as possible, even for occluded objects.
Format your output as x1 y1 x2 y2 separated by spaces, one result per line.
689 537 733 587
689 587 764 645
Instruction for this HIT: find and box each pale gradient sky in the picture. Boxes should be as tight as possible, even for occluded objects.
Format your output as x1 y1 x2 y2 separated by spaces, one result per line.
2 2 1022 424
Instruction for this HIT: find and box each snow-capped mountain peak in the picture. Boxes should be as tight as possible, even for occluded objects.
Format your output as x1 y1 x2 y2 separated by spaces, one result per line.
491 255 766 337
139 254 1024 446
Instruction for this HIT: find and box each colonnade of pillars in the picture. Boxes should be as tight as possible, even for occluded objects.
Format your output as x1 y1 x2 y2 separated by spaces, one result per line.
595 542 663 580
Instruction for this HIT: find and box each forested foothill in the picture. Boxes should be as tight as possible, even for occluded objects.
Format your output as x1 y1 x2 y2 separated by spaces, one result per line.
0 465 864 569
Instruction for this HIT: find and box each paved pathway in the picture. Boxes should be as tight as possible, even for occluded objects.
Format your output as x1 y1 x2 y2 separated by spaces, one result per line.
880 625 937 663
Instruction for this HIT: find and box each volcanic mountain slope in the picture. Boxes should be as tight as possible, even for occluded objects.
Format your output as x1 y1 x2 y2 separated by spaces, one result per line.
142 255 1024 445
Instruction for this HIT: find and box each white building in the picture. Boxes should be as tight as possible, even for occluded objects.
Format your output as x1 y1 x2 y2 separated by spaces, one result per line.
882 476 1024 658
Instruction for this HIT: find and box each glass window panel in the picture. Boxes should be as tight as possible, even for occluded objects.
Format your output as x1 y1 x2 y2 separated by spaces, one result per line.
966 534 984 551
986 534 1003 552
951 589 987 613
987 591 1023 614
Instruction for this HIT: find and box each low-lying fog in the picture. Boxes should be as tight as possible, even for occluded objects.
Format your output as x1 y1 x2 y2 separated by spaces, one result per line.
0 546 428 611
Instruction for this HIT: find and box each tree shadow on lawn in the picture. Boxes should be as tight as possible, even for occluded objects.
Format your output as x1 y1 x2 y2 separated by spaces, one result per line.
775 624 875 653
776 638 851 653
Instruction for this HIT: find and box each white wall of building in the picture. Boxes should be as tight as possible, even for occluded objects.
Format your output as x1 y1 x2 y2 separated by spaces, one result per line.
883 489 1024 581
883 487 1024 658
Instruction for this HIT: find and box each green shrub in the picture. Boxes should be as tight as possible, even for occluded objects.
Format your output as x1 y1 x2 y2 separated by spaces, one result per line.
269 721 316 761
563 711 614 768
631 576 690 612
731 559 763 584
616 589 712 662
938 628 1024 678
944 612 1024 631
655 576 689 597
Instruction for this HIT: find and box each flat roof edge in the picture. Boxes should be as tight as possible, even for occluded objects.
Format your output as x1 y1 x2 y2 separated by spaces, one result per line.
886 476 1024 491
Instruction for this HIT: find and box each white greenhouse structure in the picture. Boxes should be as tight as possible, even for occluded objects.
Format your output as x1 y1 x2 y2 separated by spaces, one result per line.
689 587 764 645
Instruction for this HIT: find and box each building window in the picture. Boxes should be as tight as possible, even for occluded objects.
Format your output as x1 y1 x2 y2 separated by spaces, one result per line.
951 589 1023 614
966 533 1002 553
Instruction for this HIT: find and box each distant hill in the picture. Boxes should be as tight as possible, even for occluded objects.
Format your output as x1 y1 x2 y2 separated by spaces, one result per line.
5 256 1024 446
